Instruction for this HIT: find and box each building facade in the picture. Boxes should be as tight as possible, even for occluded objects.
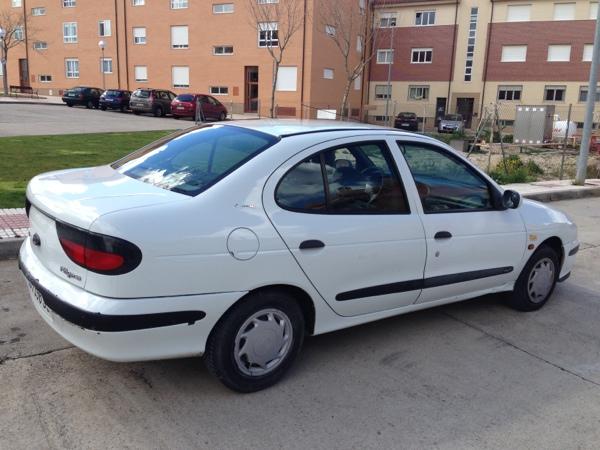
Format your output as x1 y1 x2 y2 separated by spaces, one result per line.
369 0 600 129
0 0 366 118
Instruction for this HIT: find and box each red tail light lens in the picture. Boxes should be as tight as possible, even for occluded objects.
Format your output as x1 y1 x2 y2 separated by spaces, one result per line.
56 222 142 275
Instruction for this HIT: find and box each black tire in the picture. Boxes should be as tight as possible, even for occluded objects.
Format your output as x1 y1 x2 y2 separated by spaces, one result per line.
86 100 94 109
204 289 305 393
66 103 73 107
507 245 560 311
153 106 162 117
120 106 126 112
173 115 180 120
101 105 107 111
219 111 226 121
133 110 141 115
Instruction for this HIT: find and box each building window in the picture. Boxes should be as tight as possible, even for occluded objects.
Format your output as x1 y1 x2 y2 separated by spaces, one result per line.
172 66 190 88
213 45 233 55
579 86 600 102
12 0 22 6
323 68 334 79
553 2 575 20
133 27 146 44
63 0 76 7
376 49 393 64
374 115 391 122
14 26 24 41
213 3 234 13
31 7 46 15
411 48 432 63
544 85 566 101
39 75 52 82
501 45 527 62
100 58 113 74
415 11 435 26
258 0 279 3
258 22 278 47
547 44 571 61
408 85 429 100
354 75 361 90
210 86 229 95
325 25 336 36
379 13 397 28
276 66 297 91
98 20 112 37
134 65 148 82
497 85 522 101
356 35 363 52
506 4 531 22
374 85 391 99
65 59 79 78
63 22 77 43
132 0 145 5
464 7 478 81
171 26 189 48
33 41 47 50
171 0 188 9
359 0 365 15
584 44 593 61
591 2 598 19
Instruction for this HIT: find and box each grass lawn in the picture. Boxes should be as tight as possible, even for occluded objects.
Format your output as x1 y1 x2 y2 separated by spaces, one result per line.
0 130 174 208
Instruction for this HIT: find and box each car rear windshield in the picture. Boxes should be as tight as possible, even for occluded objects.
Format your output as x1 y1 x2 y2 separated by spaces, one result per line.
398 113 416 119
112 125 278 196
176 94 194 102
69 87 85 93
132 90 150 98
444 114 462 121
106 90 122 97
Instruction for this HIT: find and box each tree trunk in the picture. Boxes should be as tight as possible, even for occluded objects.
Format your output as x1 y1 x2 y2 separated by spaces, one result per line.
270 60 279 119
339 78 352 121
1 47 8 96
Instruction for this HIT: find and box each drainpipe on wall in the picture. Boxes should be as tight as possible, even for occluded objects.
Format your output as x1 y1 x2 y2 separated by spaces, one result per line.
479 0 495 119
300 0 307 118
114 0 121 89
23 0 30 86
446 0 459 115
123 0 130 91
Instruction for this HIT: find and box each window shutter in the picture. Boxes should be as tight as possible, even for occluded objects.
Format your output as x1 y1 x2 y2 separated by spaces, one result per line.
501 45 527 62
506 5 530 21
548 45 571 61
171 26 188 47
172 66 189 87
276 66 297 91
553 3 575 20
135 66 147 81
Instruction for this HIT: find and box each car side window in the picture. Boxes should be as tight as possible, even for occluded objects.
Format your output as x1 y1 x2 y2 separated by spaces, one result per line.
399 142 492 213
276 141 409 214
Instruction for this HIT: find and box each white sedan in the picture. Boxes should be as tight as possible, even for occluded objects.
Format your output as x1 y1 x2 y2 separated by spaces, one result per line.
19 120 579 392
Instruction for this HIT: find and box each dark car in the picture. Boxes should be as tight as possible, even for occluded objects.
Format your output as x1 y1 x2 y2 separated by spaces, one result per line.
62 87 104 109
129 88 177 117
99 89 131 112
394 112 419 131
171 94 228 121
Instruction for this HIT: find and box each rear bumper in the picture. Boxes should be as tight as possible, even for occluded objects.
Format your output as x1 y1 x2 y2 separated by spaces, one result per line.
129 104 153 113
19 238 245 362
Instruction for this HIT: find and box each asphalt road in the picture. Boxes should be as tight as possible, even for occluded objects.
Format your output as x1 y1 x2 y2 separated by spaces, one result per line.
0 103 191 137
1 197 600 449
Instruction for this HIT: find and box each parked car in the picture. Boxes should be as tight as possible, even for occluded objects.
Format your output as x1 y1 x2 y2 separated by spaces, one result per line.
394 112 419 131
438 113 465 133
99 89 131 112
20 120 578 392
129 88 176 117
171 94 228 121
62 87 104 109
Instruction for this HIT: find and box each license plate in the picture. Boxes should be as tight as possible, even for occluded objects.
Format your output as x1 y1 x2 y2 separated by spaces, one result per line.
177 106 185 110
401 123 410 126
27 281 53 321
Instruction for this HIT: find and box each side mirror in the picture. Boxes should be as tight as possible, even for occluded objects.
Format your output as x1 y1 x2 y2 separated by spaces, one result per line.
501 189 521 209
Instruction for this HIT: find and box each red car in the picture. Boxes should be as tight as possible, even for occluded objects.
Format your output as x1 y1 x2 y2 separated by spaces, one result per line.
171 94 228 121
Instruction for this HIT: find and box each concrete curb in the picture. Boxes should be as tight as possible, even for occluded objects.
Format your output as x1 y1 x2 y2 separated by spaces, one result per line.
0 100 64 106
0 238 23 261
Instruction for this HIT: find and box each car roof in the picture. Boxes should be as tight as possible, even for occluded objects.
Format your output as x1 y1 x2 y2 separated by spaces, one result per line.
223 119 409 138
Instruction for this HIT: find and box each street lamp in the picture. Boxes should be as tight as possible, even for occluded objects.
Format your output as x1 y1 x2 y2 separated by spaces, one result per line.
0 27 7 96
98 40 106 90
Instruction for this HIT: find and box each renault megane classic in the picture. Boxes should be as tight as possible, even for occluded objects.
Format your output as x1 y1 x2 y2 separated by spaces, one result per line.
19 120 579 392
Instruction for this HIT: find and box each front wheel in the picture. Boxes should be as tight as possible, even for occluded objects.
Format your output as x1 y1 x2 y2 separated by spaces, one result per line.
508 245 559 311
153 106 163 117
101 105 107 111
219 111 226 121
204 290 305 392
86 100 93 109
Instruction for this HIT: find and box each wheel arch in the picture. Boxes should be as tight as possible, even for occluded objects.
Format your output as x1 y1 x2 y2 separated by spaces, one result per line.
539 236 564 270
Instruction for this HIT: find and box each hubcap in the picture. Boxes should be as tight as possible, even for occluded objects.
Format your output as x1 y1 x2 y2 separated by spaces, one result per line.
234 308 293 377
527 257 555 303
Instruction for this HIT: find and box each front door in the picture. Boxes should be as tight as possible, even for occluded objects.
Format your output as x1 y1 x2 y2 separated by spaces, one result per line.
456 97 474 128
244 66 259 113
263 137 426 317
435 97 447 126
19 59 29 87
396 140 526 304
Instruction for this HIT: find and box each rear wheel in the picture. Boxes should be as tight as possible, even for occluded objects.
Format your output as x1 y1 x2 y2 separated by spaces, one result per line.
204 289 305 392
86 100 93 109
219 111 226 121
508 245 559 311
101 105 107 111
173 115 180 120
153 106 163 117
66 103 73 107
133 110 141 115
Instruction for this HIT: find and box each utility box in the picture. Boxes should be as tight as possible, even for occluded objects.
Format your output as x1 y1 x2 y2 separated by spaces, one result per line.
513 105 555 144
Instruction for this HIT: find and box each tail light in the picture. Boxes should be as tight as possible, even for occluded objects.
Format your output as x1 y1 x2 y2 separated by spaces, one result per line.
56 222 142 275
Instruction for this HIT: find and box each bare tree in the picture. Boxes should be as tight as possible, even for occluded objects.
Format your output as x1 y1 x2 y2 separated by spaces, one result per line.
0 9 27 95
319 0 381 120
247 0 304 118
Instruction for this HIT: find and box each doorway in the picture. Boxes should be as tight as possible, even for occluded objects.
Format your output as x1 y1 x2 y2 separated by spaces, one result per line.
244 66 259 113
435 97 447 126
19 59 30 87
456 97 474 128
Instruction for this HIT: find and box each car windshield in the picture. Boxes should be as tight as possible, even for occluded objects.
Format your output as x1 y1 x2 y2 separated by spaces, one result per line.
444 114 462 121
132 90 150 98
106 90 122 97
398 113 416 119
112 125 278 196
176 94 194 102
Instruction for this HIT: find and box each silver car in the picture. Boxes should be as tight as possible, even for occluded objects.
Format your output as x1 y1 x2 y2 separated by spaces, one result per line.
438 114 465 133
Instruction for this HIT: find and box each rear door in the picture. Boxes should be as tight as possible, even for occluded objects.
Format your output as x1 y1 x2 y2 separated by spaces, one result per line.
263 137 426 317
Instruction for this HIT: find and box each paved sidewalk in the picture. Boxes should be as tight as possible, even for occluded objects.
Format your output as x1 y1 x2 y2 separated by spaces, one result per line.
0 209 28 239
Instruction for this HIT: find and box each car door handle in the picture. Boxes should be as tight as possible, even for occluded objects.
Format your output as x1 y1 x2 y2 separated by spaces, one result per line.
434 231 452 240
299 240 325 250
